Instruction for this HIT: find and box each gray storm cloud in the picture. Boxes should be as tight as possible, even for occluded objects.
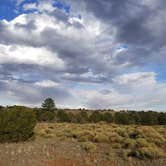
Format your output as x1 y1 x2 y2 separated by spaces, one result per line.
0 0 166 110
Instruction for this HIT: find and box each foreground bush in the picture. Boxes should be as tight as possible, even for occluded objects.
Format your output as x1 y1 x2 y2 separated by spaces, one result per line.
0 107 36 142
81 142 97 152
124 146 164 160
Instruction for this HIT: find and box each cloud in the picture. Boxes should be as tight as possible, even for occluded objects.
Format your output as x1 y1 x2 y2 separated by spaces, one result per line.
0 0 166 110
113 72 156 87
23 3 37 11
69 0 166 67
16 0 25 6
80 72 166 111
34 80 59 87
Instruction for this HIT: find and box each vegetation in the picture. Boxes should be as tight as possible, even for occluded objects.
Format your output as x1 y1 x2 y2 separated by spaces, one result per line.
35 123 166 160
0 99 165 165
0 106 36 142
34 108 166 125
34 108 55 122
1 105 166 126
81 142 97 152
41 98 56 111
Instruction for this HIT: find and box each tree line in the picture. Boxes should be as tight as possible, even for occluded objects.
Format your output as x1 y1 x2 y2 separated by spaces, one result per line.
0 98 166 126
34 108 166 125
0 98 165 143
33 98 166 125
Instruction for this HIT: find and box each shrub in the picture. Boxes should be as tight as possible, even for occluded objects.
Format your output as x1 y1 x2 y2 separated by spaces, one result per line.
158 113 166 125
67 112 77 123
109 132 123 143
37 129 54 138
0 107 36 142
76 111 89 123
122 138 136 149
114 112 131 124
136 138 151 148
81 142 97 152
89 111 103 123
57 110 70 122
78 131 94 142
94 133 109 143
34 109 55 122
129 132 140 139
114 127 128 137
137 147 163 159
123 146 163 160
139 127 165 146
103 112 113 123
139 111 158 125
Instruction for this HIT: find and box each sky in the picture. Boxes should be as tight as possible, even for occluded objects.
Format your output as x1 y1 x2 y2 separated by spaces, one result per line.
0 0 166 111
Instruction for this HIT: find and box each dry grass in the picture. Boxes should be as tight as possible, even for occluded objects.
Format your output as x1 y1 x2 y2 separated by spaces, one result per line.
81 142 97 152
0 123 165 166
35 123 166 160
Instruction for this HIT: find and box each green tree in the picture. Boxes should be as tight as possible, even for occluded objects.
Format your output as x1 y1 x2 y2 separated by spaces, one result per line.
0 107 36 142
68 112 77 123
42 98 55 111
34 108 55 122
57 110 70 122
89 111 103 123
158 112 166 125
103 112 113 123
139 111 158 125
114 112 130 124
76 111 89 123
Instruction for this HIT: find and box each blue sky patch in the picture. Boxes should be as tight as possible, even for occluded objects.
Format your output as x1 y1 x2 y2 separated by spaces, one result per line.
0 0 70 21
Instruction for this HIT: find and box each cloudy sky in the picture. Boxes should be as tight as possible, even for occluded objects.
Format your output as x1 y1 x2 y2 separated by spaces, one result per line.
0 0 166 111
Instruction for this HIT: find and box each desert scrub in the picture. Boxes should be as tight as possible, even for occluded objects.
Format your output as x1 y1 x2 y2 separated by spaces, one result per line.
122 146 164 160
137 147 164 159
113 127 128 137
139 127 166 147
77 131 94 142
35 128 54 138
81 142 97 152
128 129 142 139
109 132 123 144
122 138 136 149
35 122 166 160
94 133 109 143
136 138 152 148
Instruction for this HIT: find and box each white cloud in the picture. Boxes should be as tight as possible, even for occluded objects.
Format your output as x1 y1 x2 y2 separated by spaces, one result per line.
37 0 55 12
67 72 166 111
0 44 65 69
113 72 156 87
34 80 59 87
23 3 37 11
21 0 55 12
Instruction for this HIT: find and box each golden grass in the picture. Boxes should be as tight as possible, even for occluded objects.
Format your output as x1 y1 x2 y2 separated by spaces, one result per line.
35 123 166 159
81 142 97 152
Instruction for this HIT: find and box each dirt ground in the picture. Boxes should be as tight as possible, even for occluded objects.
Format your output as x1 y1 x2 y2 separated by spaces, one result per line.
0 138 165 166
0 139 120 166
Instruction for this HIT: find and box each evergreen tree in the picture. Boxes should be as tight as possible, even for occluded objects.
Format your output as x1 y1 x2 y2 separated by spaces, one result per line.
42 98 55 111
